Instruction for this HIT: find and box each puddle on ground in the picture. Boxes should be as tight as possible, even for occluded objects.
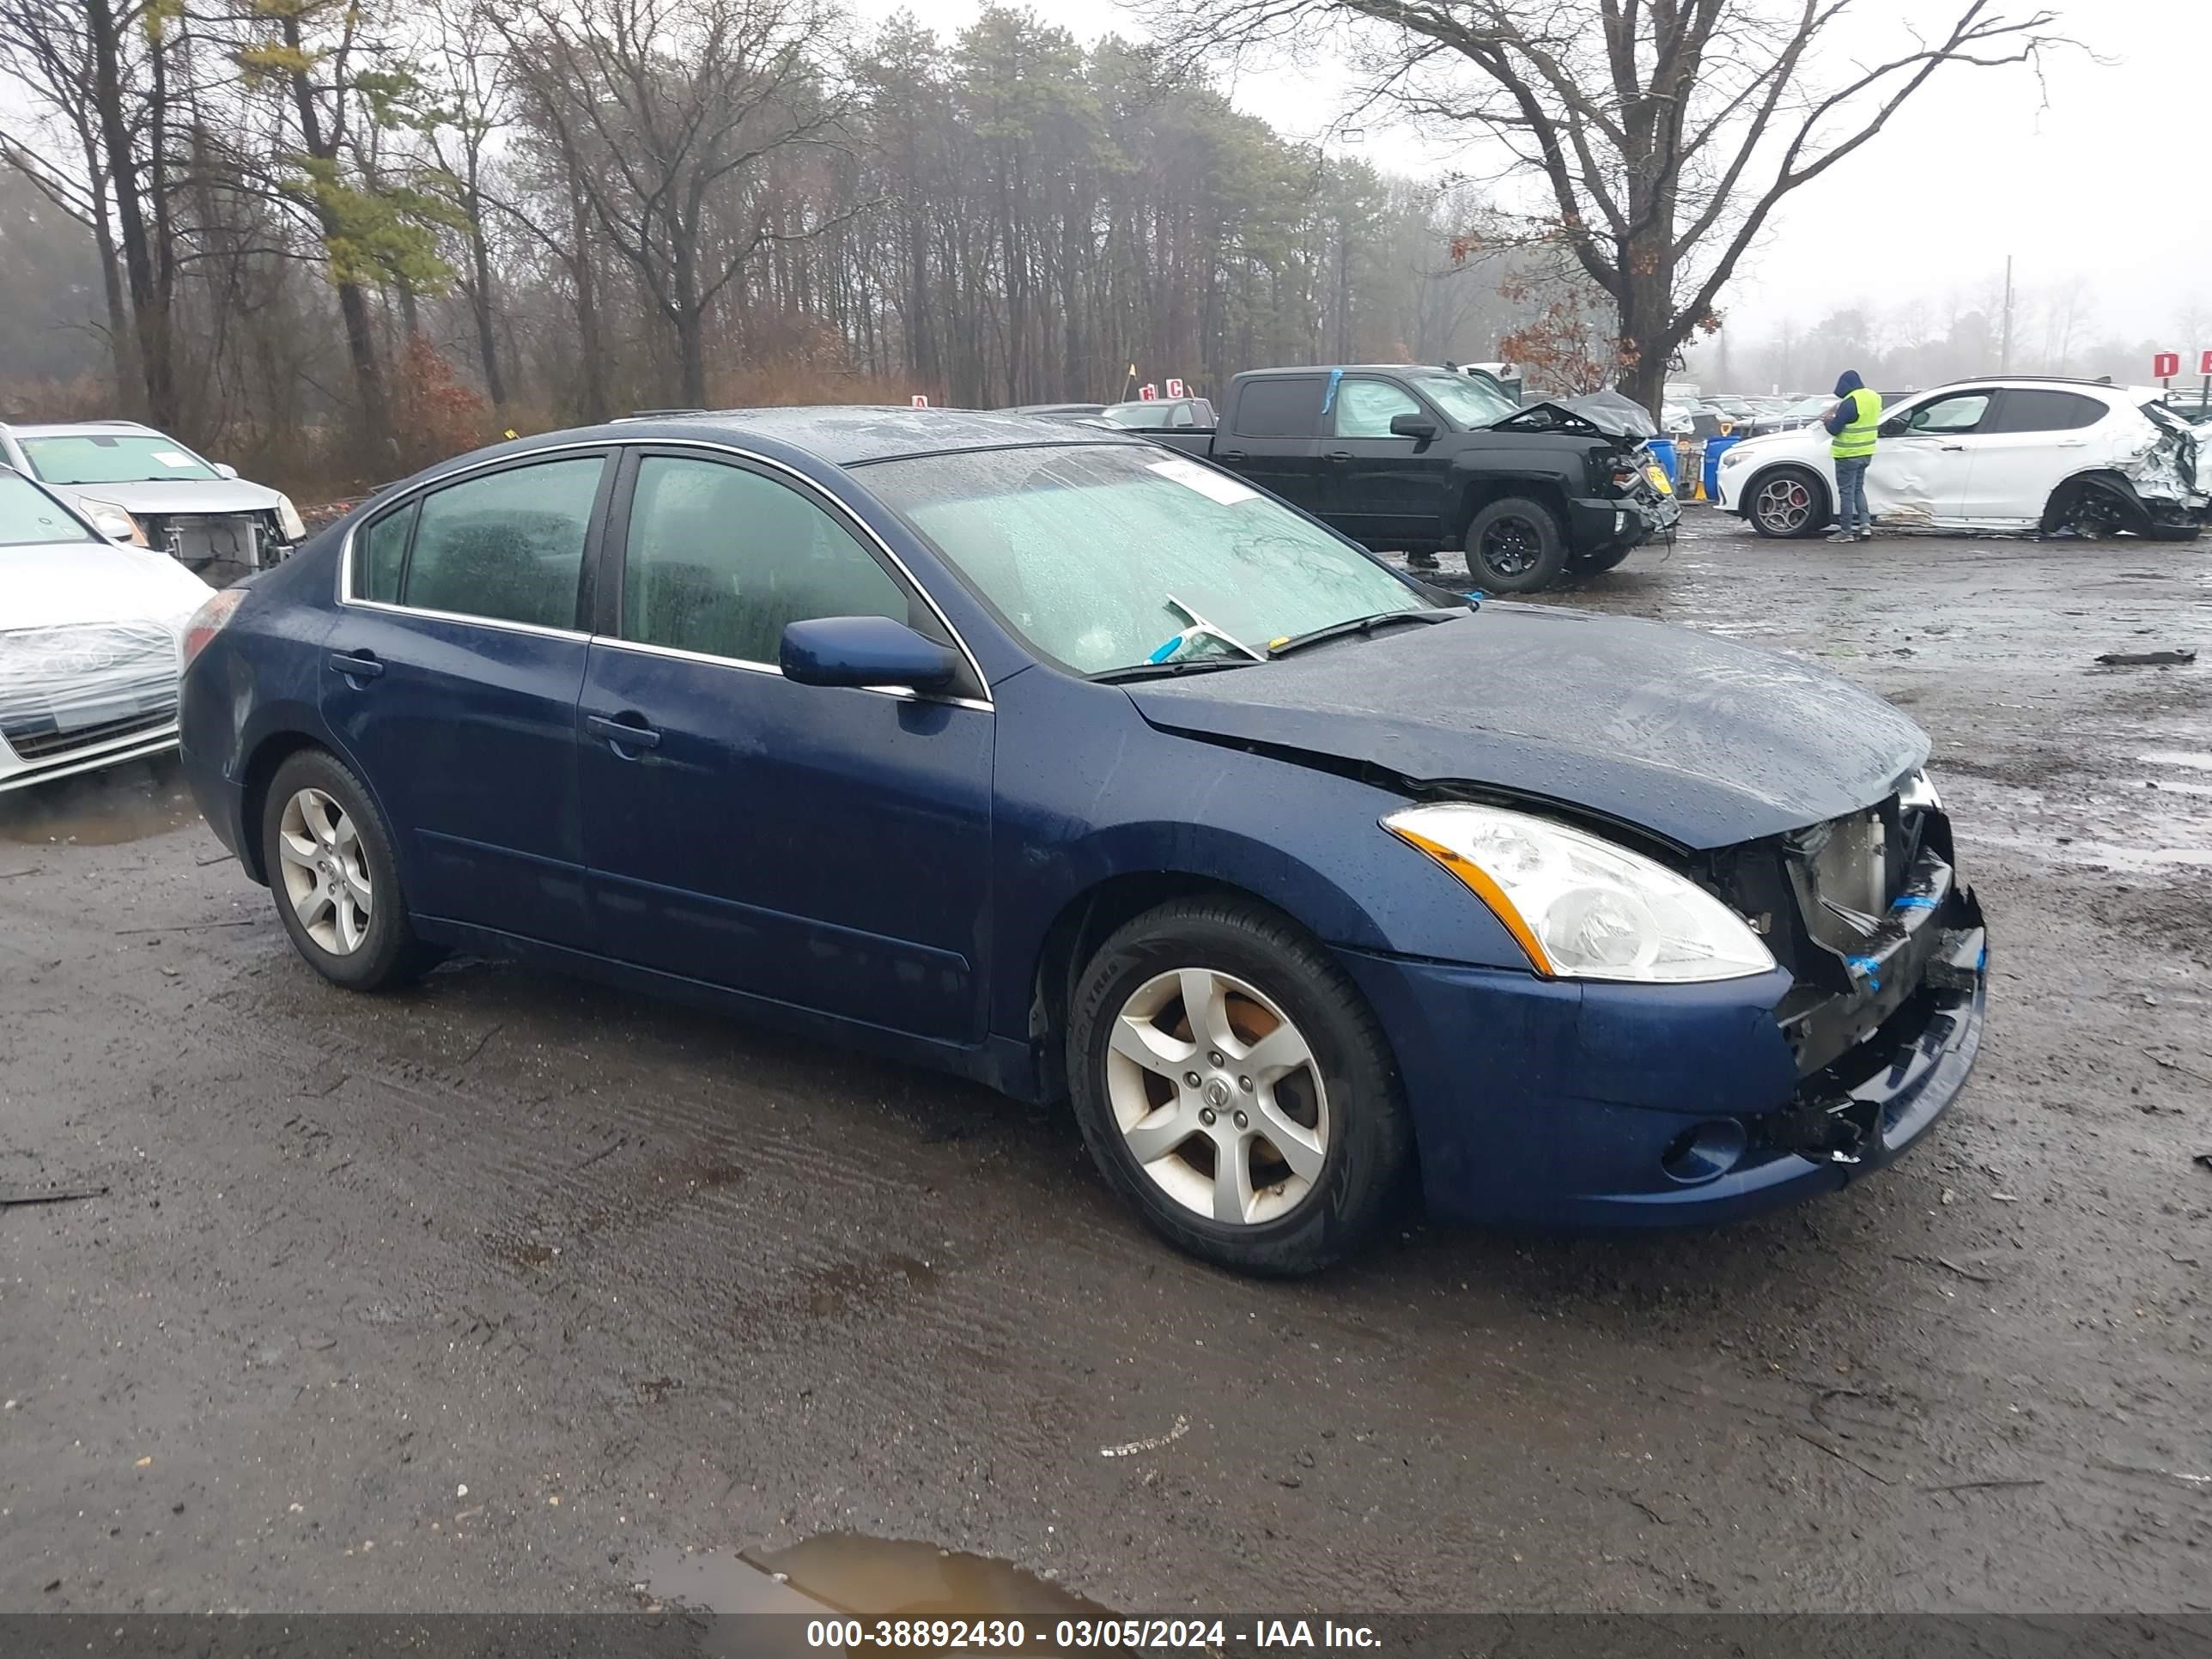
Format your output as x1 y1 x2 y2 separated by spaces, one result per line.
0 757 199 847
2140 750 2212 774
641 1534 1109 1621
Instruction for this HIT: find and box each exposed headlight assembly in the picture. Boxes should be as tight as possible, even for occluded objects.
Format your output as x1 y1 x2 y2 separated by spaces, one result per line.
79 497 148 545
1383 802 1777 983
275 493 308 542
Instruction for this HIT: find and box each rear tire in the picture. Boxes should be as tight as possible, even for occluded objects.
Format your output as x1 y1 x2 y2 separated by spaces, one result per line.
1066 898 1413 1276
260 749 440 992
1747 465 1831 538
1463 497 1569 592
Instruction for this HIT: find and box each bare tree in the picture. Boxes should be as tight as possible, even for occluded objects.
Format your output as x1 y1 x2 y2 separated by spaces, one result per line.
497 0 856 408
1143 0 2066 411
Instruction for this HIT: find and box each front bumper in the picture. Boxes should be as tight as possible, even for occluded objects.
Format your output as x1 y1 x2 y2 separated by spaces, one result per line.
0 721 179 794
1565 490 1681 551
1335 896 1988 1229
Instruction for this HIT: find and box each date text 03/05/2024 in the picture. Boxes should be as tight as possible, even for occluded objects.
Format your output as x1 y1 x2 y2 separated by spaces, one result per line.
802 1620 1380 1650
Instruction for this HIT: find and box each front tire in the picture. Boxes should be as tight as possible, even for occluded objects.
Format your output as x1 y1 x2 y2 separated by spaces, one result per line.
1575 540 1637 574
260 749 438 992
1463 497 1569 592
1747 465 1831 538
1066 898 1413 1275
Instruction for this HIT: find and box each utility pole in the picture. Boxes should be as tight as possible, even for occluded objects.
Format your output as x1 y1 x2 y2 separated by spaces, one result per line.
2000 255 2014 373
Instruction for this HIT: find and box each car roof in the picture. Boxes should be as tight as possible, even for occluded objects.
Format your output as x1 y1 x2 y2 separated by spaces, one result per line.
0 418 168 439
1237 364 1447 378
555 405 1151 467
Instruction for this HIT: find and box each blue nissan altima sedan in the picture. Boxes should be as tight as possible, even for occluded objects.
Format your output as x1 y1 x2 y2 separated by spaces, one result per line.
177 409 1987 1273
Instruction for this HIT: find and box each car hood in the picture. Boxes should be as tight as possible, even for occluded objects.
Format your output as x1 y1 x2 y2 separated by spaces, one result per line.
46 477 284 516
0 539 212 631
1125 605 1930 849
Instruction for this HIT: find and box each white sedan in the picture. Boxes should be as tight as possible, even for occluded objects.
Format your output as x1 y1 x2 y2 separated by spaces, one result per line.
1715 378 2210 539
0 466 212 793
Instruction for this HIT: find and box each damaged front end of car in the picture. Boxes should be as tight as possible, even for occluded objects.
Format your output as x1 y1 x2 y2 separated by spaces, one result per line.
1693 775 1987 1167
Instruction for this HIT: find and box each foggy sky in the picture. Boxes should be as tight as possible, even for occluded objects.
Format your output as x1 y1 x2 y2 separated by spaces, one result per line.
864 0 2212 364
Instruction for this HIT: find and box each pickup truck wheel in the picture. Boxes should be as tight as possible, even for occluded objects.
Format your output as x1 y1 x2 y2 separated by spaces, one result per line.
1575 542 1636 574
1464 498 1568 592
1748 466 1830 538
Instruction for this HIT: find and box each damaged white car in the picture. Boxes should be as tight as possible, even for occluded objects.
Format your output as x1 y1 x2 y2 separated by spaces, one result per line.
0 466 211 793
0 419 307 573
1716 378 2211 540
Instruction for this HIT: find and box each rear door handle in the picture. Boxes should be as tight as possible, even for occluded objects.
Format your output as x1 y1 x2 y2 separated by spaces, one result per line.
327 651 384 681
1323 450 1352 462
586 713 661 753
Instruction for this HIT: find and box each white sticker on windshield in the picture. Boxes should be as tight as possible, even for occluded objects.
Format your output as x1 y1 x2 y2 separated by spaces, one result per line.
1146 456 1259 507
152 450 195 467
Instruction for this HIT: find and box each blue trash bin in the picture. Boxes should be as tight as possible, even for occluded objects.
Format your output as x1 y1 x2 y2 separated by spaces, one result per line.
1644 437 1679 490
1703 434 1738 500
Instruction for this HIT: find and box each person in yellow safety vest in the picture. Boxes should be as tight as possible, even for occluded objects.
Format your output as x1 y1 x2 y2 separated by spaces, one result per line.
1823 369 1882 542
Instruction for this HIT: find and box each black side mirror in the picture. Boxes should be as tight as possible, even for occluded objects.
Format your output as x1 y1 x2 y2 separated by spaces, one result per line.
1389 413 1439 442
1878 417 1906 438
780 615 962 693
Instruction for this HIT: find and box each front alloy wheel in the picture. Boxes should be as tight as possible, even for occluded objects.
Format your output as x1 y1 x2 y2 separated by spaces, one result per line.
1105 967 1329 1226
1750 467 1828 538
276 787 372 954
1066 896 1413 1274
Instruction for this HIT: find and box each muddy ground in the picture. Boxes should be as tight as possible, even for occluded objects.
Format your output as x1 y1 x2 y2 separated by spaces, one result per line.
2 509 2207 1616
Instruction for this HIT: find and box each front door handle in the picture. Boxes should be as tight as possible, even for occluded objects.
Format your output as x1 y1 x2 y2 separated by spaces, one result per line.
1940 444 1966 452
1215 449 1248 461
586 713 660 753
1323 450 1352 462
328 651 384 681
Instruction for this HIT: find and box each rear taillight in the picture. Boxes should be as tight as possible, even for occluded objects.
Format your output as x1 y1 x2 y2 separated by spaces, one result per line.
181 587 246 672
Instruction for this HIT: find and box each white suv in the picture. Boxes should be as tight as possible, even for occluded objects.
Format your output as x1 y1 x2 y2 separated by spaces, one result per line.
0 420 307 571
1714 378 2210 540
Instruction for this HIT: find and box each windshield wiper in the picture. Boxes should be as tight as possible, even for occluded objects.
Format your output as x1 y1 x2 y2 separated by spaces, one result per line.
1146 593 1266 664
1267 609 1456 659
1091 656 1262 684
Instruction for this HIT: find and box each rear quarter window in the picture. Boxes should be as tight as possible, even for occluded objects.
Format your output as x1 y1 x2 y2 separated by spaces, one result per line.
1231 378 1325 438
1985 390 2106 434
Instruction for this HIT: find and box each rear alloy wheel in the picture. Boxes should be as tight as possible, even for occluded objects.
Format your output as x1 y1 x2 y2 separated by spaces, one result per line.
1748 465 1830 538
1463 496 1569 592
260 749 439 992
1067 898 1413 1274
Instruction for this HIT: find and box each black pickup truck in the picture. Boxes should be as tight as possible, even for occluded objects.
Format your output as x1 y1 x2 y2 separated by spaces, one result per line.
1146 365 1680 592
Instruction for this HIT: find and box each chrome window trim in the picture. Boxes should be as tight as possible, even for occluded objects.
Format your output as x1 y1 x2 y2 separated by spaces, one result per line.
587 633 992 714
337 435 993 710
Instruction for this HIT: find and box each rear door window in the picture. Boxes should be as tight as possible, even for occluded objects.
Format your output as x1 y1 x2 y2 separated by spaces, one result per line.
617 455 915 665
1231 378 1325 438
400 457 605 630
1983 390 2106 434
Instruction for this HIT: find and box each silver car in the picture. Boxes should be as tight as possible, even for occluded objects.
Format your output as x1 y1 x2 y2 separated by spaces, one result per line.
0 419 307 573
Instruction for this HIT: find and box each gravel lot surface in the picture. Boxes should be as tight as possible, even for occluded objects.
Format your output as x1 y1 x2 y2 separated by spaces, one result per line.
2 509 2206 1615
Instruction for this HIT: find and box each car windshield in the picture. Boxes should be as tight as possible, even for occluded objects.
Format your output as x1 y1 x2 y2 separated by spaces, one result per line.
1100 403 1176 428
18 432 219 485
863 443 1433 675
1405 371 1516 428
0 469 98 546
